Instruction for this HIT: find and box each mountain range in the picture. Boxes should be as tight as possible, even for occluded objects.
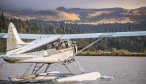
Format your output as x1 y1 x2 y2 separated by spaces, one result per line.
1 7 146 24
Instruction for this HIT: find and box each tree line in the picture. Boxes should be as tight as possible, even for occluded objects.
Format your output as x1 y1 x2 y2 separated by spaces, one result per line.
0 11 146 54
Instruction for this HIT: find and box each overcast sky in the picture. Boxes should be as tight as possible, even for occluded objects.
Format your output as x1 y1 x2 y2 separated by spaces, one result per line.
0 0 146 10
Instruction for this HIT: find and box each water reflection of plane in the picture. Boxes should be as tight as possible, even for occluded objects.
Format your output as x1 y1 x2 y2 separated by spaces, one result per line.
0 22 146 82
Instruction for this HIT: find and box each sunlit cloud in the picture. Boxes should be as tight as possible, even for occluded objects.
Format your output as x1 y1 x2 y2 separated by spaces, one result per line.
0 0 145 10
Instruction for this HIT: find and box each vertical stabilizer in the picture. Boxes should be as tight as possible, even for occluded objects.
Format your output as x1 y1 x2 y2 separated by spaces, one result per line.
7 22 25 51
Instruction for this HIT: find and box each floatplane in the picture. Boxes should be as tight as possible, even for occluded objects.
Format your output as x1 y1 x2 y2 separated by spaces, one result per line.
0 22 146 82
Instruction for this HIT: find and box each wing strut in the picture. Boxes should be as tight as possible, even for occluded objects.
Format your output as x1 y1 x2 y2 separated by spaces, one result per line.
75 38 103 55
71 38 103 74
32 63 45 75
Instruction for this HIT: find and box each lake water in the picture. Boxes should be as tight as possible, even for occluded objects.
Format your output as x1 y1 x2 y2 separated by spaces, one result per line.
0 56 146 84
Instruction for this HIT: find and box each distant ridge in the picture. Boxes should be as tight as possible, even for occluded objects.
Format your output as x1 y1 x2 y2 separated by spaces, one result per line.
1 7 146 24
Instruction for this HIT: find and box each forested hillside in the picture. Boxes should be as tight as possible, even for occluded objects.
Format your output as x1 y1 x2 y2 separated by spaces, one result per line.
0 11 146 55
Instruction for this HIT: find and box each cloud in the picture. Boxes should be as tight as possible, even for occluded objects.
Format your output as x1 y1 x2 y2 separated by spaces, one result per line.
0 0 145 10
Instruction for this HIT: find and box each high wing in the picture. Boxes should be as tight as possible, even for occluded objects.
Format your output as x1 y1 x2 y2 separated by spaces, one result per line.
1 31 146 40
60 31 146 39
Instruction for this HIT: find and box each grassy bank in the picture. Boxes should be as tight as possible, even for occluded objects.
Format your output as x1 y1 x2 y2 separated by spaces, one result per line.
78 49 146 56
0 52 5 54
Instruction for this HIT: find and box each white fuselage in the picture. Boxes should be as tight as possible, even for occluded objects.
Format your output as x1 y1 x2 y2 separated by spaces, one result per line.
4 47 75 63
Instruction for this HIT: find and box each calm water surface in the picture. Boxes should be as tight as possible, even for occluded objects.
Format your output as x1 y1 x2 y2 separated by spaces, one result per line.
0 56 146 84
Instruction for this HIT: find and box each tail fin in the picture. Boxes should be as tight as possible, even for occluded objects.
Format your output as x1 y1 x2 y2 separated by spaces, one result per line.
7 22 25 51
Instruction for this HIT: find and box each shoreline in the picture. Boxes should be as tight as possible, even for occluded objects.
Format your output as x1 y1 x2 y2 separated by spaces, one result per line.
0 54 145 57
77 55 146 57
0 49 145 57
78 50 146 57
78 53 146 57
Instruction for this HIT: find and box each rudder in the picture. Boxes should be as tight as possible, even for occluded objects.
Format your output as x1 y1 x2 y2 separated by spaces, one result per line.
7 22 25 51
